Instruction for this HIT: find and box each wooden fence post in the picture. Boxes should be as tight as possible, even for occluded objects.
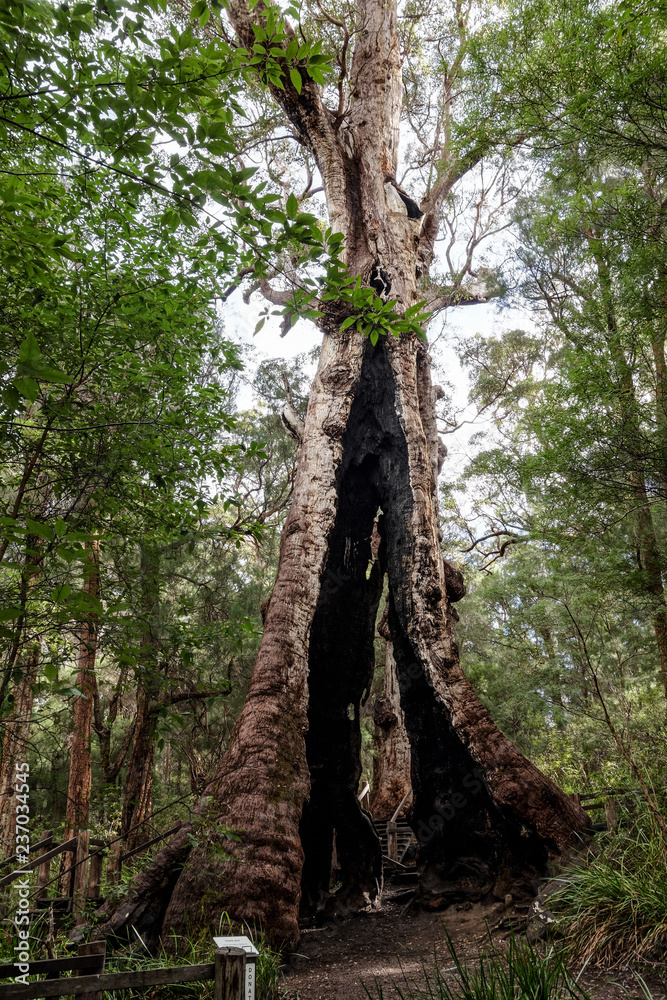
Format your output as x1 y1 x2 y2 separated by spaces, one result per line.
35 831 53 901
87 849 105 899
71 830 89 923
77 940 106 1000
214 947 245 1000
386 821 398 861
106 839 122 886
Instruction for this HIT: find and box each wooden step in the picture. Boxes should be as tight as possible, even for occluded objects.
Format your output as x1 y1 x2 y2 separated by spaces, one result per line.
373 819 415 864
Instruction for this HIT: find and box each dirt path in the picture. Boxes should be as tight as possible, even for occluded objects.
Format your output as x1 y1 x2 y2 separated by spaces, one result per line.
281 900 665 1000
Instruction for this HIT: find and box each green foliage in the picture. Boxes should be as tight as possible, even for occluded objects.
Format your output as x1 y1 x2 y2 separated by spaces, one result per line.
97 915 291 999
335 279 430 345
551 820 667 967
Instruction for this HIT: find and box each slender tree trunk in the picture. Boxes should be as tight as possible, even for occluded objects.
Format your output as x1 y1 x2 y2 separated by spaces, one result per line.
633 482 667 716
651 324 667 502
59 539 100 895
591 244 667 713
0 536 43 854
121 686 156 851
369 618 412 822
92 0 588 949
121 543 160 850
0 643 40 856
93 669 135 786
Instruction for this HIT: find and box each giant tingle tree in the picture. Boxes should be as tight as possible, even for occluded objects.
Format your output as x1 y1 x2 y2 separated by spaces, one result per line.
96 0 588 947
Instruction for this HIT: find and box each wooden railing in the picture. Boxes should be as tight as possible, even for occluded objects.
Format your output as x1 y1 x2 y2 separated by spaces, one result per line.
568 786 659 830
0 823 183 920
0 944 246 1000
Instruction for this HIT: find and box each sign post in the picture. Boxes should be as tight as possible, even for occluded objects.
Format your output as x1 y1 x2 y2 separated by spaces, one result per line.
213 936 258 1000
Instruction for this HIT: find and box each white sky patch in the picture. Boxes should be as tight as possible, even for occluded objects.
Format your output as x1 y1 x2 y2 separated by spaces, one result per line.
223 280 532 480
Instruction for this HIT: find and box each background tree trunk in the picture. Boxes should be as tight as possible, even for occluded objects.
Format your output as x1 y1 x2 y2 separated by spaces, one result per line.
369 621 412 822
121 686 156 851
0 536 42 855
93 0 589 949
0 643 39 856
121 543 160 850
59 539 99 895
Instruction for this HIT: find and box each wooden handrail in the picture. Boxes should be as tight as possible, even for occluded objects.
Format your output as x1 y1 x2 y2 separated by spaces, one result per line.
0 955 103 979
357 782 370 803
390 788 413 823
0 835 54 872
0 839 77 888
0 949 246 1000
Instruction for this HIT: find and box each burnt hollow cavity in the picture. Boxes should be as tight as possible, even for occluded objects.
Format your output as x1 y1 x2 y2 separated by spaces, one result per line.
300 339 547 918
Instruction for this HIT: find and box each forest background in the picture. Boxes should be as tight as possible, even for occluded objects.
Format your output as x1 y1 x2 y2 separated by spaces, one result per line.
1 0 666 976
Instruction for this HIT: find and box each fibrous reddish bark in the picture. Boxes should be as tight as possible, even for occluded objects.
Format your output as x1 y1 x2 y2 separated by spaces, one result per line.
92 0 589 950
0 643 39 857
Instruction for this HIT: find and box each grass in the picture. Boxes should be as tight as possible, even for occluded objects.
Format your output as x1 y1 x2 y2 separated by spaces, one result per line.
550 822 667 966
0 907 296 998
102 916 294 999
362 933 589 1000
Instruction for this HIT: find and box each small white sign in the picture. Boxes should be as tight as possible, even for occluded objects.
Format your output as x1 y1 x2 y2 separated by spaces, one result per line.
213 935 258 1000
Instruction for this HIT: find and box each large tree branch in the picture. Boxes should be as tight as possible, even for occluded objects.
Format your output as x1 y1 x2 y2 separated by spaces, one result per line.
225 0 346 198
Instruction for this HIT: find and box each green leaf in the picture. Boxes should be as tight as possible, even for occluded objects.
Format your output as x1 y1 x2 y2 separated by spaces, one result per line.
43 663 58 682
339 315 357 330
0 608 22 622
286 193 298 219
51 584 72 602
289 67 302 93
14 377 39 401
26 518 54 541
19 331 41 364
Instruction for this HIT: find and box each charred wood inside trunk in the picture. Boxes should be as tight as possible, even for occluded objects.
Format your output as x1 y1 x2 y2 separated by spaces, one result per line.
298 338 568 914
299 454 385 916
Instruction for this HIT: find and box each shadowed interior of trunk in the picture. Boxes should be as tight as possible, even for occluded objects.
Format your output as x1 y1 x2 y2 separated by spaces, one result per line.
299 338 549 917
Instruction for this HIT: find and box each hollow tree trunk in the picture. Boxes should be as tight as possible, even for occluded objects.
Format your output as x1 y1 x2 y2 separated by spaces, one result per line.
92 0 589 950
59 538 99 895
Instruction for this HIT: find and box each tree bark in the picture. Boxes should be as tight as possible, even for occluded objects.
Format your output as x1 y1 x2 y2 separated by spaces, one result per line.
120 544 160 851
59 539 100 895
369 612 412 822
591 242 667 714
0 536 43 855
92 0 589 949
0 643 39 856
121 685 156 851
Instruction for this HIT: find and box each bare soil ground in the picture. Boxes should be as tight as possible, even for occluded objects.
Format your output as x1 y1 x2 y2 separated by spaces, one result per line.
282 899 666 1000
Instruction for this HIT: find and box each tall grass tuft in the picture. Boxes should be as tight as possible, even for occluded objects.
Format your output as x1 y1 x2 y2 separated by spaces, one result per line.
362 933 588 1000
551 822 667 966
